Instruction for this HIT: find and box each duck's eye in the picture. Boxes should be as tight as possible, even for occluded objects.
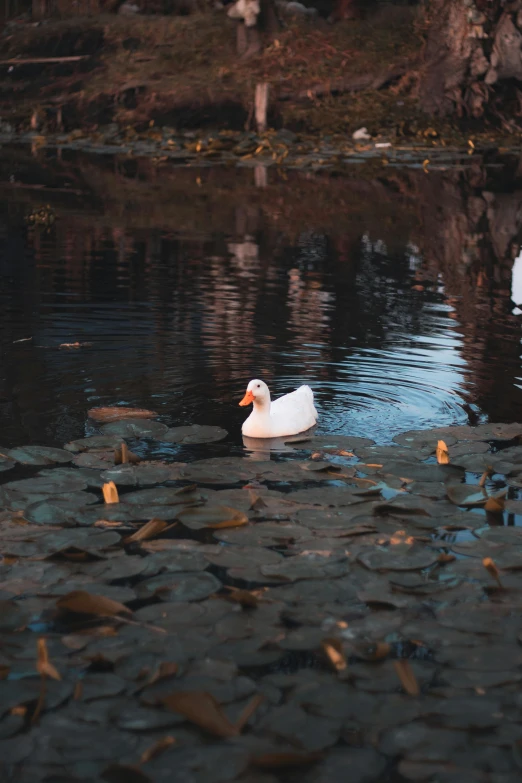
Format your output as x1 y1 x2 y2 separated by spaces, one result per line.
257 384 261 388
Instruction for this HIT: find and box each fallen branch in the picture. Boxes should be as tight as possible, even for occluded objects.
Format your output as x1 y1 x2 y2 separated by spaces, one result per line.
0 56 90 65
6 183 85 195
280 63 415 102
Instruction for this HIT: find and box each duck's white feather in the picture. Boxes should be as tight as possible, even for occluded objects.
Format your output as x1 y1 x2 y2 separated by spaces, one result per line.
241 381 318 438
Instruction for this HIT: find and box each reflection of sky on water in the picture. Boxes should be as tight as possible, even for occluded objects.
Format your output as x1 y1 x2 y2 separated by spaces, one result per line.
511 251 522 392
512 250 522 315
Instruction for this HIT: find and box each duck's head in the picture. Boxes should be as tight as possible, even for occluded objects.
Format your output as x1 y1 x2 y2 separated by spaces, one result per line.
239 379 269 406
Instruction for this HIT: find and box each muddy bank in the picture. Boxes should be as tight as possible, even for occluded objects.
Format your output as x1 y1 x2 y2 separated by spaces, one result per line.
0 5 500 141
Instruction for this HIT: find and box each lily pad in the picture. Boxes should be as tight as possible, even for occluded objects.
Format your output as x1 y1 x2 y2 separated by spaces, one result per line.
3 475 88 495
353 445 425 462
39 466 105 488
91 554 156 582
446 484 488 507
372 495 433 516
145 548 209 575
7 445 73 465
301 748 386 783
348 660 435 693
41 528 121 555
504 500 522 516
358 546 438 571
144 746 249 783
100 419 169 438
256 461 349 483
178 457 254 485
437 644 522 670
0 489 58 511
393 430 458 452
265 576 359 604
451 453 510 473
292 435 375 451
258 704 340 751
116 706 185 731
448 441 490 458
285 488 371 506
65 435 123 453
100 464 181 486
378 723 467 759
72 450 116 470
0 600 30 631
407 481 447 500
295 507 376 530
213 522 310 546
475 525 522 544
163 425 228 444
260 553 350 582
49 582 137 602
202 545 283 570
138 572 222 601
23 494 100 524
135 599 232 629
73 503 185 526
422 697 504 729
439 668 522 689
465 422 522 440
0 455 15 473
209 637 284 667
121 487 203 506
0 679 73 718
379 461 462 483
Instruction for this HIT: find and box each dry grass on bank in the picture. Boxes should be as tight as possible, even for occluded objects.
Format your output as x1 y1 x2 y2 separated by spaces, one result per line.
0 5 423 132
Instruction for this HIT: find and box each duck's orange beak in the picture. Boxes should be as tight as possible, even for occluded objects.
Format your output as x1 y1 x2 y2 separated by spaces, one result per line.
239 389 255 406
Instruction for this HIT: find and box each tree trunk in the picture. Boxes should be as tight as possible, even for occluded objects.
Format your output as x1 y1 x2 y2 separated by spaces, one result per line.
420 0 522 124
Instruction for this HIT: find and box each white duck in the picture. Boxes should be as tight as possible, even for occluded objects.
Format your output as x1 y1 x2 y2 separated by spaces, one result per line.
239 379 318 438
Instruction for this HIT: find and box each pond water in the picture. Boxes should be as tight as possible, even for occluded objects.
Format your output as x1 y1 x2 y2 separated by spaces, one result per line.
1 147 522 449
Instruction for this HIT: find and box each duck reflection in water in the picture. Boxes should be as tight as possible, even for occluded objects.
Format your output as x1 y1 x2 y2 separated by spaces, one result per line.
242 428 317 460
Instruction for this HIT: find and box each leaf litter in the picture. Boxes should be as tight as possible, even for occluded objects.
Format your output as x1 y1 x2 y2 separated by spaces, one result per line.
2 423 522 779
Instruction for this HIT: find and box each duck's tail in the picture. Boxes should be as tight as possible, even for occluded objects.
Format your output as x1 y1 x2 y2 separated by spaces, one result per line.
299 385 318 420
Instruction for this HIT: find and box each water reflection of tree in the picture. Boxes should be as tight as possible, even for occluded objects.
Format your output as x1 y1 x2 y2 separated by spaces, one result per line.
3 155 522 442
415 169 522 422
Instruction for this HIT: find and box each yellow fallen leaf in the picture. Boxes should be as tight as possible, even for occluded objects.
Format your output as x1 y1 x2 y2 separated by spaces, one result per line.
124 518 168 543
482 557 503 588
393 660 419 696
161 691 239 737
223 585 260 608
56 590 131 617
235 693 264 732
139 735 176 764
321 638 347 672
484 493 505 513
37 638 61 681
436 440 449 464
102 481 119 504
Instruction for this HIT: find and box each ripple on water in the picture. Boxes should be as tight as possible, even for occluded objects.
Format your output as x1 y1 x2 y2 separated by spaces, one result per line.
0 171 521 447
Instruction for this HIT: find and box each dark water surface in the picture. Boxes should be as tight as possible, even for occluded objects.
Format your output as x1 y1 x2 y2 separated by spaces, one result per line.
1 147 522 449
